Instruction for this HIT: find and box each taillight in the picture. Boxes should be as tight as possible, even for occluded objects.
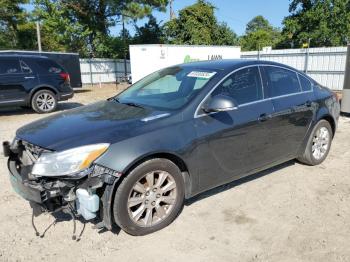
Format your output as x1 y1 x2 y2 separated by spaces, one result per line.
332 91 341 102
60 72 70 83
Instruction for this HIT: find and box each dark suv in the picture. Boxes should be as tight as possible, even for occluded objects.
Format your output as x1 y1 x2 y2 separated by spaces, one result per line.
0 55 74 113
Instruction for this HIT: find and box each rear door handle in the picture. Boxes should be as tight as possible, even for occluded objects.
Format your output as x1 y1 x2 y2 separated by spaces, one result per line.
24 76 35 79
258 113 271 122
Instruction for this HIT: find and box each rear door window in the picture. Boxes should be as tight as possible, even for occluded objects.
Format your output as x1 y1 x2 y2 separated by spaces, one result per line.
298 74 312 91
20 60 32 74
211 66 263 105
263 66 301 97
36 59 63 74
0 58 21 74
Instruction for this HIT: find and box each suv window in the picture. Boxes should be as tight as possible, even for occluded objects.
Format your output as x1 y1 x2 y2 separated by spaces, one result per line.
0 58 21 74
20 60 32 74
298 74 312 91
264 66 301 97
35 59 63 73
212 66 263 105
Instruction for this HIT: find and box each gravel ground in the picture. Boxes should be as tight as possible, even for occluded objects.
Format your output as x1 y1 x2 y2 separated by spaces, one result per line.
0 84 350 262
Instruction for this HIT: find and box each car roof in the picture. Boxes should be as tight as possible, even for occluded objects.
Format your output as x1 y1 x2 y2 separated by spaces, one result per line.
179 59 299 73
0 54 49 59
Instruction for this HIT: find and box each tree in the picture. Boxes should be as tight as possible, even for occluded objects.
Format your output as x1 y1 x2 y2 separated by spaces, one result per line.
281 0 350 48
0 0 36 49
32 0 169 57
133 15 164 44
240 16 281 51
33 0 90 55
163 0 238 45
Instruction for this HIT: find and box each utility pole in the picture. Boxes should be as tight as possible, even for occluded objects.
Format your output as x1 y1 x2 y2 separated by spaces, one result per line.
36 21 42 52
170 0 175 20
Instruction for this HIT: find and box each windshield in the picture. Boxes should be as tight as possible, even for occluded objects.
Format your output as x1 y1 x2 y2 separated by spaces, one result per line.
116 66 217 110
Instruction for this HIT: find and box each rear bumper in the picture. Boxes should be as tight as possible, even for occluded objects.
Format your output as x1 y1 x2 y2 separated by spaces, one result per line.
59 91 74 101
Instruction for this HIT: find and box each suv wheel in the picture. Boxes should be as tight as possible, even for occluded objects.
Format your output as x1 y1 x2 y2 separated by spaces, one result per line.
298 120 333 165
113 158 185 235
31 89 57 113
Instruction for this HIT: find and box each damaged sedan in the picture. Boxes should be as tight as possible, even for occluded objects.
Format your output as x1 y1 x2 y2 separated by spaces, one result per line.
3 60 340 236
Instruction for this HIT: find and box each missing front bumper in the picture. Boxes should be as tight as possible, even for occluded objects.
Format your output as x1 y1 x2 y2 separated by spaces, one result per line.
5 139 121 230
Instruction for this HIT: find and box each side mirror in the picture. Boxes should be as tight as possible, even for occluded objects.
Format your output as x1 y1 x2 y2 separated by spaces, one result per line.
202 94 237 113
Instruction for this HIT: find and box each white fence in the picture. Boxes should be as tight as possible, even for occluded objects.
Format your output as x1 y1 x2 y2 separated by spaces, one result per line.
241 47 347 91
80 58 131 85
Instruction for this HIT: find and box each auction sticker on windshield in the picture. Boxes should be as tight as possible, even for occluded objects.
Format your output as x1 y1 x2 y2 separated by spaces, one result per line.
187 71 216 79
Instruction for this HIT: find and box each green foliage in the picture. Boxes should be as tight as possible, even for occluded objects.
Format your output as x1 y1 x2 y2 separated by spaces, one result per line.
281 0 350 48
163 0 238 46
245 15 273 34
22 0 168 57
240 16 281 51
133 15 164 44
0 0 36 49
3 0 350 57
33 0 91 55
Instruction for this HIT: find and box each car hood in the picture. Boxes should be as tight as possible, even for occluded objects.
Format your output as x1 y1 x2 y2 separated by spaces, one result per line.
16 100 170 151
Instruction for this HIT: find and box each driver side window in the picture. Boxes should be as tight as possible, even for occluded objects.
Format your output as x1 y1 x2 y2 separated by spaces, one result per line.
212 66 263 105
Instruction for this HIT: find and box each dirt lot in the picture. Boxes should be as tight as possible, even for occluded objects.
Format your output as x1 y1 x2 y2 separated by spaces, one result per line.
0 84 350 262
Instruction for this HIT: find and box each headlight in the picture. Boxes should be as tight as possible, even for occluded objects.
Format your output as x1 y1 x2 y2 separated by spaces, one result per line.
32 144 109 177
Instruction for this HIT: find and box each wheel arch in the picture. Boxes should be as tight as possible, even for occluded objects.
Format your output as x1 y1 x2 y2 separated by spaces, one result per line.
319 114 336 137
100 151 192 230
120 152 192 199
28 85 59 104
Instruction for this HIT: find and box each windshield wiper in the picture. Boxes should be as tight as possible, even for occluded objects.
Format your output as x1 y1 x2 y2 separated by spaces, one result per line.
122 102 144 109
109 97 120 102
110 97 144 108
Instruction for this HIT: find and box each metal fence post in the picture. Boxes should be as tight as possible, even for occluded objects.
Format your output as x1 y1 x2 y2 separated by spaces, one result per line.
89 59 93 87
114 59 118 87
304 39 311 74
341 45 350 113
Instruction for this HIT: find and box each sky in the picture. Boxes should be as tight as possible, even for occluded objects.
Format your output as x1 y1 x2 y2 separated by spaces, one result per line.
24 0 292 37
111 0 291 36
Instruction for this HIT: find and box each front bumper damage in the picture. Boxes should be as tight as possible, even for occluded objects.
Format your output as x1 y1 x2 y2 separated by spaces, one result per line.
3 140 121 232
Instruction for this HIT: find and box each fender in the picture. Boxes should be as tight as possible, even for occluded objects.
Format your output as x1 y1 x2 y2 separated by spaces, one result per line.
26 84 59 104
297 103 337 157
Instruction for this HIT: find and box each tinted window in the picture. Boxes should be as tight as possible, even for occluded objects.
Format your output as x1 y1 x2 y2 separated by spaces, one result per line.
212 67 263 105
0 58 21 74
264 66 301 97
36 59 63 73
298 74 312 91
20 60 32 74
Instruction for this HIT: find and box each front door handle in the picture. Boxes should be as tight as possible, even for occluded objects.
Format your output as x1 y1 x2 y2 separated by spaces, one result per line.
258 113 271 122
24 76 35 80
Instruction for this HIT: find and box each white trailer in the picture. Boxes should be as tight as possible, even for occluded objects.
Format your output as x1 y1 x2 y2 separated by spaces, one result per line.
129 44 241 83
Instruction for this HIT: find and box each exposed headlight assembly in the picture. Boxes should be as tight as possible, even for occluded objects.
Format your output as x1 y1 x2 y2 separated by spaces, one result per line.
31 144 109 177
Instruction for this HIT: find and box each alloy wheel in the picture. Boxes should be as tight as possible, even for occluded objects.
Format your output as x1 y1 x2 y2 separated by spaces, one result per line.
312 127 330 160
127 170 178 227
36 92 56 112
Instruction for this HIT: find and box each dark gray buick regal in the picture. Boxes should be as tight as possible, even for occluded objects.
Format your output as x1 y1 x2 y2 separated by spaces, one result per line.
3 60 340 236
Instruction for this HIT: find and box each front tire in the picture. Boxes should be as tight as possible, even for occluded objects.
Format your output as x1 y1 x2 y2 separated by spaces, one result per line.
31 89 57 113
113 158 185 236
298 120 333 165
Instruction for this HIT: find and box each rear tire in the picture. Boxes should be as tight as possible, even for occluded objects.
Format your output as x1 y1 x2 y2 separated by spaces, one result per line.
31 89 57 113
113 158 185 236
298 120 333 166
